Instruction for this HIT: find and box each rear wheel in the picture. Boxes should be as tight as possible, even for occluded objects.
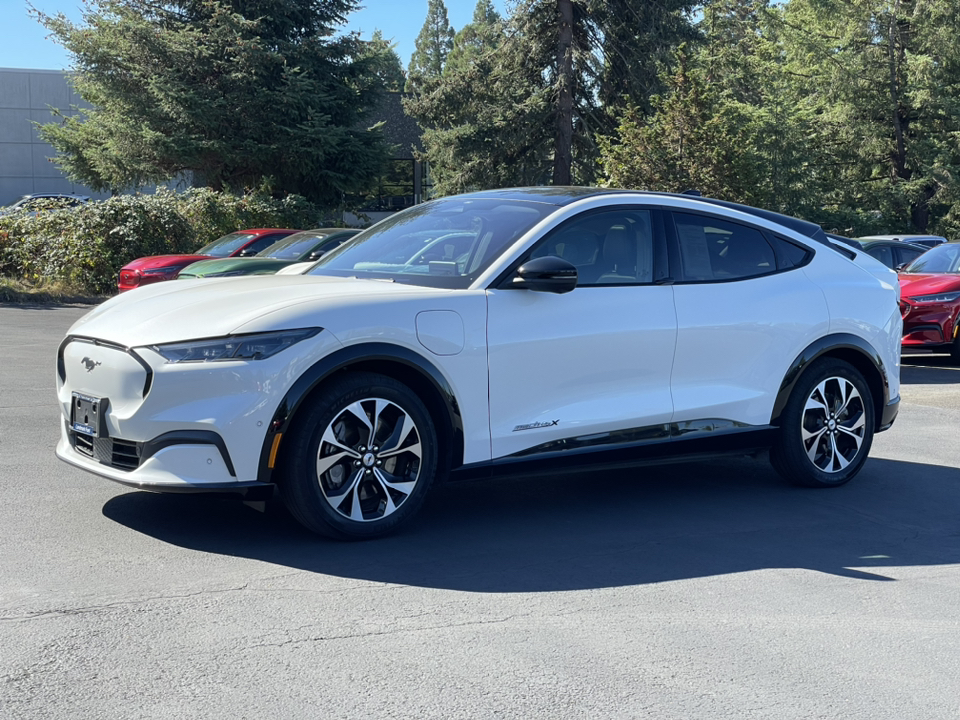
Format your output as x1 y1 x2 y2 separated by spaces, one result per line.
770 358 875 488
279 372 438 539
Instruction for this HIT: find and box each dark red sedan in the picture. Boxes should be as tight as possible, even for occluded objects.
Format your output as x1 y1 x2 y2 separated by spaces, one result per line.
117 228 299 292
899 242 960 362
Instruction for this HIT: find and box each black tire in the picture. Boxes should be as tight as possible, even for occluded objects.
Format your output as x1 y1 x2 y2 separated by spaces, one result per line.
278 371 439 540
770 358 875 488
950 336 960 365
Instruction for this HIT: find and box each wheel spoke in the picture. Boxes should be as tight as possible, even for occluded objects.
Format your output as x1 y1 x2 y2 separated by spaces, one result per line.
372 399 392 444
316 449 354 477
806 428 826 464
830 434 851 470
802 425 827 443
804 382 829 415
371 470 399 515
837 381 859 416
374 467 417 498
380 441 421 461
348 480 364 521
343 401 374 446
320 426 361 458
321 468 361 510
379 412 418 457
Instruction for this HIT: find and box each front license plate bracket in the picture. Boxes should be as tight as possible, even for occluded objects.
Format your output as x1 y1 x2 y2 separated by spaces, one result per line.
71 392 108 437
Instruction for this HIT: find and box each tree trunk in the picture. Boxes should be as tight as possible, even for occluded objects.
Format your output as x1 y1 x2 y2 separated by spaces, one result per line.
553 0 574 185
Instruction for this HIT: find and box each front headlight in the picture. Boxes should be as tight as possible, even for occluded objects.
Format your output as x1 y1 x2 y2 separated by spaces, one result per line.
149 328 321 363
908 291 960 304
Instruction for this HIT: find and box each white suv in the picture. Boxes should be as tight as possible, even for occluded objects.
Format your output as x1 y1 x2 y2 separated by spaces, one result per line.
56 188 902 539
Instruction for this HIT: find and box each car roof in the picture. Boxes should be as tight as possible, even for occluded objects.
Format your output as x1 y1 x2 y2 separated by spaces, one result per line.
458 186 839 253
20 192 90 200
854 239 929 250
856 234 946 242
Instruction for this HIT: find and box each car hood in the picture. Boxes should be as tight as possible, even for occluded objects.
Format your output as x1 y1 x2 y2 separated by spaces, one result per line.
178 257 293 278
69 274 450 347
899 273 960 298
122 254 209 271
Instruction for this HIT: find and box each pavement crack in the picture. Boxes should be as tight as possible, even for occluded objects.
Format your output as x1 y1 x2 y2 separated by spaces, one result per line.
0 583 250 622
246 613 528 650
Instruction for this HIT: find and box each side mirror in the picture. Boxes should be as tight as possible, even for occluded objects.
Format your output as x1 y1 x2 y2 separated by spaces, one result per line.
308 250 326 261
239 247 258 257
510 256 578 294
895 263 907 272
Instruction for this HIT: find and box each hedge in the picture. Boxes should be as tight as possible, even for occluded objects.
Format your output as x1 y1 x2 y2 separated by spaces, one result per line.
0 188 332 295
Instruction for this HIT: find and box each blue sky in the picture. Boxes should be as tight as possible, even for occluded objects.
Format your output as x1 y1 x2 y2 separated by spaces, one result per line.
0 0 508 71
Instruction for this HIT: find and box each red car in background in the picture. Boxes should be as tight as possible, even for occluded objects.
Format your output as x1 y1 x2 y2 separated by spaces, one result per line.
899 242 960 362
117 228 299 292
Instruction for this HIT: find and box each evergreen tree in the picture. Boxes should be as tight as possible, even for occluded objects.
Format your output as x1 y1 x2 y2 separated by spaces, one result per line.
601 1 824 217
406 0 456 92
37 0 389 204
406 0 697 193
445 0 501 75
360 30 406 92
778 0 960 233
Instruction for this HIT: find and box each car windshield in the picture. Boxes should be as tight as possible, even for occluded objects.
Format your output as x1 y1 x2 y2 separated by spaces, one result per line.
306 198 555 288
258 231 336 260
903 243 960 273
196 232 257 258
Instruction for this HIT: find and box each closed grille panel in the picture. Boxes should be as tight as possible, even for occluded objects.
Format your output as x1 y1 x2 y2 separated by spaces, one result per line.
70 432 142 471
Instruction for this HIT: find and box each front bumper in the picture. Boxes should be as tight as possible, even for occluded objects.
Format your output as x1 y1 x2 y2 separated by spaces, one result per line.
900 300 959 348
56 330 342 490
56 422 275 497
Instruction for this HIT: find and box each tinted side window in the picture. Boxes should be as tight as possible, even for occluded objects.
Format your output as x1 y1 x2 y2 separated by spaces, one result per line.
527 208 655 287
867 245 895 268
770 234 812 269
246 234 285 254
897 247 924 266
673 213 776 281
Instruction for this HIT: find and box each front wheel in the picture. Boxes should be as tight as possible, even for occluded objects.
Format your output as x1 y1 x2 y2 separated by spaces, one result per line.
949 334 960 365
279 371 439 539
770 358 875 488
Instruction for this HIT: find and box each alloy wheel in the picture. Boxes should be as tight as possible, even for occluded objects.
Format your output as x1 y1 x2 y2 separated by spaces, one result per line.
801 376 867 473
315 398 422 522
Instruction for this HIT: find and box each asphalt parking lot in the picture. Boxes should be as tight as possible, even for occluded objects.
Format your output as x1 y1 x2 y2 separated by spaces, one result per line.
1 304 959 719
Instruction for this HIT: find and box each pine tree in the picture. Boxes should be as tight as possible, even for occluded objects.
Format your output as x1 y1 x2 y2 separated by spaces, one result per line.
778 0 960 233
445 0 501 76
37 0 390 203
406 0 697 193
600 1 823 216
406 0 456 92
360 30 406 92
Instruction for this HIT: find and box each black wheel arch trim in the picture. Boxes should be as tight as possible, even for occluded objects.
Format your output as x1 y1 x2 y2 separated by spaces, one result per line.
257 342 464 484
771 333 891 431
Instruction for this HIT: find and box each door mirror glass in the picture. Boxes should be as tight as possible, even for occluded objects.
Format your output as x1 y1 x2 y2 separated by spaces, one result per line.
510 256 578 294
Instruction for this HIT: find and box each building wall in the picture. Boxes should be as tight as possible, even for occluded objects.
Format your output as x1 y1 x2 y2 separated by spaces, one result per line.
0 68 110 206
0 71 428 211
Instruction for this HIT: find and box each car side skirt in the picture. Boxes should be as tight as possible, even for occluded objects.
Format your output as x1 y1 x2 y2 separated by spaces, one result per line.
449 420 778 482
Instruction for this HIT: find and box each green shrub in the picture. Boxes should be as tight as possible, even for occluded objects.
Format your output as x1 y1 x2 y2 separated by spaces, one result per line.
0 189 329 295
